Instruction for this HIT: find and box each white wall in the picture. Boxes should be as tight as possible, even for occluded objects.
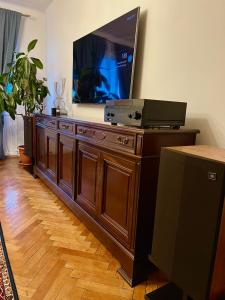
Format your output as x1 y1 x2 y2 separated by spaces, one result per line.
45 0 225 147
0 1 46 155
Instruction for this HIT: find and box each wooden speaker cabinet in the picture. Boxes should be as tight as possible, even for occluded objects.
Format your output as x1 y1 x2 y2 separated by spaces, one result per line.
34 114 199 286
146 145 225 300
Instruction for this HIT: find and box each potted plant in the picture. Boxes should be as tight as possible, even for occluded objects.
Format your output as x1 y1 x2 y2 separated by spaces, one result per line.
0 39 49 165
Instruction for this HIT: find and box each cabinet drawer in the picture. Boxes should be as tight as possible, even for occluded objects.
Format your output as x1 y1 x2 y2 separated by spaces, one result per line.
107 132 135 148
35 116 46 126
59 121 74 134
46 119 57 129
36 116 57 129
76 126 135 153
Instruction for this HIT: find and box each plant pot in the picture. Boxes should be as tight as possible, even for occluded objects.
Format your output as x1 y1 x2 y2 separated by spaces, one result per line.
18 145 32 166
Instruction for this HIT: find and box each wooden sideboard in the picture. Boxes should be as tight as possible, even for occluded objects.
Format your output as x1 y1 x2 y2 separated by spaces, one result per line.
33 114 199 286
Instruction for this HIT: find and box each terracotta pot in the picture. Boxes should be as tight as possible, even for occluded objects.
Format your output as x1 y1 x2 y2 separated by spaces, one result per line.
18 145 32 165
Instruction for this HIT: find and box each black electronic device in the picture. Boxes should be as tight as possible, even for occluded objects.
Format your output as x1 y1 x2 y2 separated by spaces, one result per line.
146 146 225 300
104 99 187 128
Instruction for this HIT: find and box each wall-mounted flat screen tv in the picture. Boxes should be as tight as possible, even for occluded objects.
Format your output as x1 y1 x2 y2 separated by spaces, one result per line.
72 7 140 104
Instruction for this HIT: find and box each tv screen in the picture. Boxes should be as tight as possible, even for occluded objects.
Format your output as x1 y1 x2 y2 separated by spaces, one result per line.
72 7 140 104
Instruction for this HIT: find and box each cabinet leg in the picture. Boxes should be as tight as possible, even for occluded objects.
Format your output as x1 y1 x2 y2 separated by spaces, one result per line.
32 166 39 179
118 257 154 287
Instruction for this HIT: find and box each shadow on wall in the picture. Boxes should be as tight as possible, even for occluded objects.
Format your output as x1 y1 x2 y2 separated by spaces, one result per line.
185 118 219 146
132 9 148 99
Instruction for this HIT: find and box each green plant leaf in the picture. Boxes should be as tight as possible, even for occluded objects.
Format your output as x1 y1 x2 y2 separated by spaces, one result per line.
8 110 16 120
31 58 43 69
0 100 4 113
16 52 25 59
30 63 37 77
7 62 13 68
27 39 38 52
16 57 26 74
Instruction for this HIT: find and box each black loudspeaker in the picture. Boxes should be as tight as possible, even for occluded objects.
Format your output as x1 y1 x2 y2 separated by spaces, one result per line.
146 146 225 300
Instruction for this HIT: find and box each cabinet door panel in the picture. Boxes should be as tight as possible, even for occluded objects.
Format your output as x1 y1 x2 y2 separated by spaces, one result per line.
76 143 100 217
46 129 58 182
36 126 45 170
59 135 74 197
103 164 130 229
99 153 136 247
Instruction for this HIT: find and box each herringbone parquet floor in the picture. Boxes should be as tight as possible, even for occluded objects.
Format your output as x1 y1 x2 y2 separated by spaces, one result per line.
0 158 167 300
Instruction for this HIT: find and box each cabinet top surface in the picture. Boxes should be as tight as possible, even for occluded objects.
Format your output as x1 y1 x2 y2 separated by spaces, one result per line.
166 145 225 164
35 114 199 135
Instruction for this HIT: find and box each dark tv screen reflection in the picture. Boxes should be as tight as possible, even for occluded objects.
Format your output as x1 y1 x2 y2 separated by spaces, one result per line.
72 7 140 104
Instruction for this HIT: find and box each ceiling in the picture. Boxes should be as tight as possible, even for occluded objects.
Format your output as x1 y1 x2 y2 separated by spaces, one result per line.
0 0 53 11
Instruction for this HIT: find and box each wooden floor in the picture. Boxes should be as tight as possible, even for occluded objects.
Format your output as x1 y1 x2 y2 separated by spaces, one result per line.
0 158 167 300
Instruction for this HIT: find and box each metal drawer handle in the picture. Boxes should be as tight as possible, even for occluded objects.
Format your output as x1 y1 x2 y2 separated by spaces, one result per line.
61 124 70 130
117 136 129 145
117 136 122 143
78 128 87 134
49 121 55 126
36 117 44 123
123 138 129 145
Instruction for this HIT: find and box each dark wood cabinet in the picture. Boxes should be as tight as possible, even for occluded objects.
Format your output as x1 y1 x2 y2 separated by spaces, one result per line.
58 134 74 197
45 129 58 182
36 125 46 171
34 114 199 286
76 142 100 217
